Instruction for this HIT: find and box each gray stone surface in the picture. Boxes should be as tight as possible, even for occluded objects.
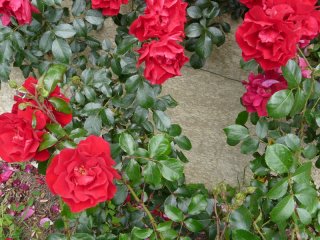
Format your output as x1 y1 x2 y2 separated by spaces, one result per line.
162 67 249 187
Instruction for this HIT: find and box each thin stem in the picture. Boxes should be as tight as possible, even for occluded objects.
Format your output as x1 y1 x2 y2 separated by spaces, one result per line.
297 47 313 70
213 195 220 239
253 221 266 240
124 182 164 240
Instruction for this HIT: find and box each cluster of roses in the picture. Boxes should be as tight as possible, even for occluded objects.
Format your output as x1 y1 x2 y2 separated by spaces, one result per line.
0 77 119 213
237 0 320 117
129 0 189 85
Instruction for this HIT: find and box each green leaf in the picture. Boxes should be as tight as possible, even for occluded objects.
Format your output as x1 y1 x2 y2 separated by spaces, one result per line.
49 97 72 114
84 115 102 135
236 111 249 126
270 195 295 223
256 118 268 139
42 64 67 95
164 205 184 222
54 24 76 38
195 33 212 58
168 124 182 137
188 194 208 215
267 90 294 119
71 233 95 240
295 187 317 208
144 162 161 186
52 38 72 64
185 23 203 38
290 88 308 116
187 6 202 18
157 221 173 232
148 134 171 158
112 184 128 205
184 218 204 232
292 162 312 184
174 135 192 150
296 208 311 225
153 110 171 132
267 178 288 200
240 137 259 154
207 27 225 46
302 144 318 160
119 133 137 155
39 31 54 53
137 82 155 108
39 133 58 151
284 134 300 152
116 36 138 55
158 158 183 181
229 206 252 230
240 59 259 72
265 144 294 174
85 10 104 25
132 227 153 239
189 53 205 69
69 128 87 140
125 159 141 183
72 0 86 16
281 60 302 89
224 125 249 144
232 229 259 240
46 123 66 139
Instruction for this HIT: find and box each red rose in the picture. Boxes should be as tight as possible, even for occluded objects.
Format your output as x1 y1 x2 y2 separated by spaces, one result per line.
46 135 120 213
0 113 48 163
263 0 320 45
0 0 39 26
236 6 298 70
12 77 72 128
91 0 128 16
239 0 263 8
137 37 189 85
242 71 287 116
129 0 187 41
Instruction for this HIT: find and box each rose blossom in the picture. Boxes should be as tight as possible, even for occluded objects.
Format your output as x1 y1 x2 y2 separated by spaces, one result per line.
236 6 298 70
129 0 188 41
137 37 189 85
0 113 49 163
0 0 39 26
242 71 288 116
91 0 128 16
263 0 320 44
46 135 120 213
12 77 72 128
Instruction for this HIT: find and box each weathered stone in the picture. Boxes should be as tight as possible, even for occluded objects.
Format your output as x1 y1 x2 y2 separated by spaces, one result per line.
162 67 249 187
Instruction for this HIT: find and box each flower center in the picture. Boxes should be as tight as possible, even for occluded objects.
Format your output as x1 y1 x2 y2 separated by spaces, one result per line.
259 29 278 43
73 165 95 186
74 165 87 176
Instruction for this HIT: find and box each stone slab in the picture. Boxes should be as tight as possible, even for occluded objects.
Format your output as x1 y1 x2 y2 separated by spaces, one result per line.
162 67 250 187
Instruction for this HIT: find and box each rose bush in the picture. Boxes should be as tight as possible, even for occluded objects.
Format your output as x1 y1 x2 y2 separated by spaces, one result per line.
0 0 319 239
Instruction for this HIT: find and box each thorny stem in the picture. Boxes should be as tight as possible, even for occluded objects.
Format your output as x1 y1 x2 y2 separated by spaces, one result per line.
124 181 164 240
